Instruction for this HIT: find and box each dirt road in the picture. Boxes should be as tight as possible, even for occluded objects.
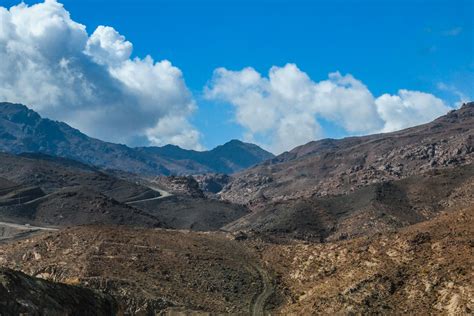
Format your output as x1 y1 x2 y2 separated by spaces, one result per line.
0 221 58 231
251 263 274 316
0 221 58 244
126 186 173 205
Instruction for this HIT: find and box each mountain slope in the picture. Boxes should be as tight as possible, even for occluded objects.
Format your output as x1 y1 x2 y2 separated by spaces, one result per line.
264 206 473 314
223 163 474 241
0 153 165 228
0 227 267 314
0 152 156 201
0 268 117 315
221 102 474 206
0 102 273 175
0 186 164 228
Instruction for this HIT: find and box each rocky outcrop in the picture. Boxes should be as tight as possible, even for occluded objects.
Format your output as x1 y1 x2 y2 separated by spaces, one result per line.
154 175 205 197
193 173 231 196
0 268 117 315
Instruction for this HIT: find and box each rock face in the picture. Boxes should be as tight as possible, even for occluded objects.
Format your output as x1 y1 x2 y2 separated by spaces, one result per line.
154 175 205 198
0 102 273 175
0 268 117 315
193 173 231 196
221 102 474 206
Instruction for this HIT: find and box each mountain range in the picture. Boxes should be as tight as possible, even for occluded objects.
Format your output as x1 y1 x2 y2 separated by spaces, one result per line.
0 101 473 315
0 102 274 175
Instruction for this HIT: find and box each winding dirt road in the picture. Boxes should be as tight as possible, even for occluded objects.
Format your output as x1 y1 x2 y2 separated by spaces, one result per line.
251 263 274 316
125 186 173 205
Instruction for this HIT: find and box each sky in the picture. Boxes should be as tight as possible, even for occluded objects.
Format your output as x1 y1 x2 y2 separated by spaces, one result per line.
0 0 472 154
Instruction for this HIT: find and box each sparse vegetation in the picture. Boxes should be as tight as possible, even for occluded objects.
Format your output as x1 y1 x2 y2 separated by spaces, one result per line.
0 102 472 314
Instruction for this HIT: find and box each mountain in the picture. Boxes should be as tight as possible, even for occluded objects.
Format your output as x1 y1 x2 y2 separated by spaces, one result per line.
218 102 474 241
0 152 155 198
0 102 274 175
0 186 164 228
0 102 472 315
223 163 474 241
137 139 274 174
0 152 165 228
221 102 474 206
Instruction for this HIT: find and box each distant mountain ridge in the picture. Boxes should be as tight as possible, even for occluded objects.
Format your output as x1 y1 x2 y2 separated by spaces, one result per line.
0 102 274 175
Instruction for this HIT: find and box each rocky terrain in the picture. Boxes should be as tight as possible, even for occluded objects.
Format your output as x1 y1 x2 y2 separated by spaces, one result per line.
223 163 474 241
0 227 269 315
0 268 117 315
153 173 232 198
0 102 472 315
263 206 473 314
193 173 232 197
131 194 250 231
1 202 471 315
221 102 474 207
0 102 273 175
153 175 206 198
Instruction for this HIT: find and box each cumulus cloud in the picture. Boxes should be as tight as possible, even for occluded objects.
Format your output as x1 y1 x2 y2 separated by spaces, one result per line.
0 0 202 150
85 26 132 66
375 90 451 132
206 64 451 153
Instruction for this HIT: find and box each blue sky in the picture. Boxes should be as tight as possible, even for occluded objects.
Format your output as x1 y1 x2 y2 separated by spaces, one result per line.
1 0 473 153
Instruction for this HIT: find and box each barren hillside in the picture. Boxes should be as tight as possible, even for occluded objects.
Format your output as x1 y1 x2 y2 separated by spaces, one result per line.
263 207 473 314
221 102 474 207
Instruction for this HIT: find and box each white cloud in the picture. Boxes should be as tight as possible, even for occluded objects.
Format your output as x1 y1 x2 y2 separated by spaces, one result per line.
206 63 452 153
274 113 322 154
375 90 451 132
85 25 132 66
0 0 202 150
145 115 203 150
